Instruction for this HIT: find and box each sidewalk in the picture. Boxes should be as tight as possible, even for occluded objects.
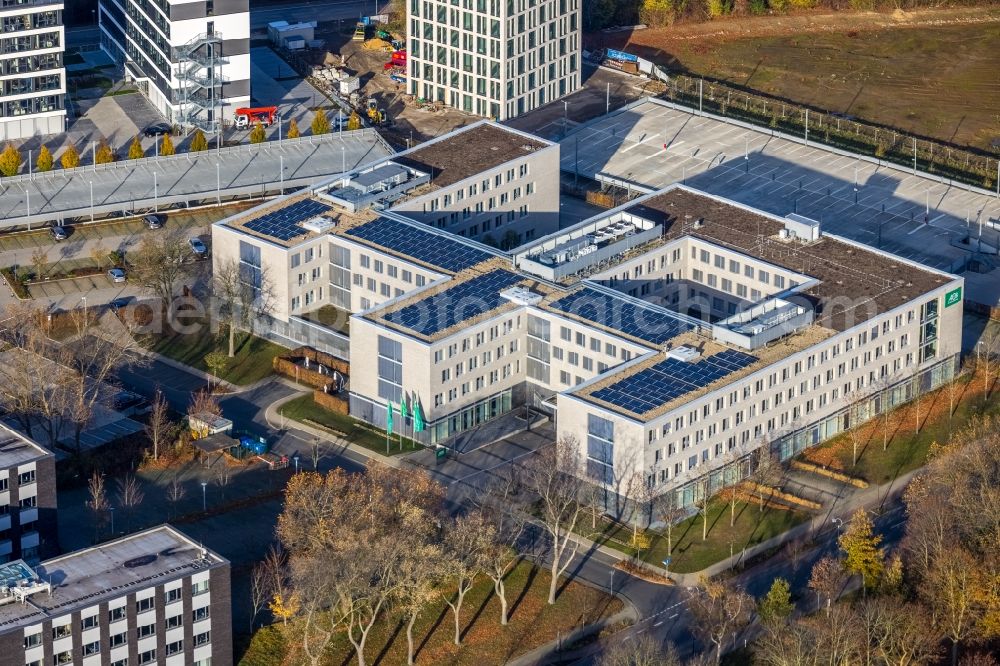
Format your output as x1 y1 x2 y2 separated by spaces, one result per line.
262 384 410 470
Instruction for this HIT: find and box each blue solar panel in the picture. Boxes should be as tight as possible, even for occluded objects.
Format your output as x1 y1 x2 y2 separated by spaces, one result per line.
592 349 757 414
346 217 492 273
548 287 693 345
385 269 523 337
244 199 333 241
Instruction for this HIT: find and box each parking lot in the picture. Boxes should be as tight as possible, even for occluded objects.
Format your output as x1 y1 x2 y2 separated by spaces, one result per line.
250 46 330 127
559 98 1000 280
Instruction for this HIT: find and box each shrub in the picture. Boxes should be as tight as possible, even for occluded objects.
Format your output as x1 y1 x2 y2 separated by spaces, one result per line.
0 143 21 177
35 145 53 172
128 136 144 160
159 134 175 156
311 110 330 135
60 144 80 169
190 129 208 152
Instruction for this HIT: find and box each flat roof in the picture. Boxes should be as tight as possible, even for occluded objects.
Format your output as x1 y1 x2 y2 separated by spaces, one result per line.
339 216 498 274
0 425 51 469
574 325 835 420
0 526 226 630
394 122 550 189
364 259 559 342
223 192 376 248
628 188 949 331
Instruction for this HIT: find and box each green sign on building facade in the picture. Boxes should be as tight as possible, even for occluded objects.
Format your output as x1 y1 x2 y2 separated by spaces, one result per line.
944 286 962 308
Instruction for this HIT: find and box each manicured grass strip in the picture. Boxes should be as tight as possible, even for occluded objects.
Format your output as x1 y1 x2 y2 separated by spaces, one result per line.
578 499 808 575
278 394 420 456
146 329 283 386
239 560 622 666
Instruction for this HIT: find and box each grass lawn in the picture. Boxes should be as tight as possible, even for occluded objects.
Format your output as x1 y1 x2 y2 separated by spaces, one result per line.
802 370 1000 485
145 327 284 386
239 560 622 666
610 11 1000 150
578 499 808 575
278 394 421 456
299 304 350 335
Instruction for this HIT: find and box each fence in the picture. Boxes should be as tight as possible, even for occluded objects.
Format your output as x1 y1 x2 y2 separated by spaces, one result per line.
657 73 999 192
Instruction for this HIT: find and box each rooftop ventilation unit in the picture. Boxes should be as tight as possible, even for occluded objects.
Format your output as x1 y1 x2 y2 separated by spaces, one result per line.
665 346 701 363
301 216 335 234
500 286 543 306
783 213 822 242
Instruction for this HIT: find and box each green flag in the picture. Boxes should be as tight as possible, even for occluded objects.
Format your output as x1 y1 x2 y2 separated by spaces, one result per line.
386 401 394 435
413 399 425 433
401 393 410 419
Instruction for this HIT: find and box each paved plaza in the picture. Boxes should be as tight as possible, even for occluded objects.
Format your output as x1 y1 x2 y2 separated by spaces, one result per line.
561 98 1000 279
0 130 394 230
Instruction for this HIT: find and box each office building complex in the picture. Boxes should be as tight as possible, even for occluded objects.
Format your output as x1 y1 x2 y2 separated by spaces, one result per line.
210 121 558 353
210 121 962 507
406 0 581 120
0 0 65 141
0 425 56 565
98 0 250 130
0 525 231 666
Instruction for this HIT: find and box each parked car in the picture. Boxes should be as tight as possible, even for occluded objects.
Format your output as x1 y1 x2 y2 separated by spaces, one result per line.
107 268 127 283
109 297 133 312
189 237 208 258
50 225 69 240
143 122 172 137
144 213 165 229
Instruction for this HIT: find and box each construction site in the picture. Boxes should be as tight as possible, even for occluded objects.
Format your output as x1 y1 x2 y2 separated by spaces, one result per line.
263 17 475 149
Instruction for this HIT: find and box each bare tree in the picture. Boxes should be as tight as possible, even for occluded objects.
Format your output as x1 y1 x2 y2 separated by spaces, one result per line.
165 476 186 520
188 388 221 418
910 368 925 435
128 233 190 322
808 555 846 616
857 597 942 666
212 257 276 357
249 560 270 633
723 444 749 527
686 578 754 665
442 510 492 645
654 489 684 570
597 634 681 666
842 389 870 467
692 476 712 541
114 474 144 534
519 437 586 604
86 472 110 542
145 388 173 461
310 437 321 471
478 500 525 626
213 462 233 502
749 447 783 511
397 541 444 665
60 308 143 452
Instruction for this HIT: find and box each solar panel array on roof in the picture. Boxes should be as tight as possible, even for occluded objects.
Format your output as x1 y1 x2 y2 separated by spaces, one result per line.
548 287 693 345
346 217 493 273
243 199 333 242
385 269 523 336
591 349 757 415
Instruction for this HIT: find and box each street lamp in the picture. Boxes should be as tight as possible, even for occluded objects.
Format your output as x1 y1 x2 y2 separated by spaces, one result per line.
609 569 614 596
109 507 115 534
562 101 569 137
832 517 844 533
201 482 207 512
80 296 87 318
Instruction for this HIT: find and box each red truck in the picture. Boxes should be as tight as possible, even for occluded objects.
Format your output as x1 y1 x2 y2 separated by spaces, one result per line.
235 106 278 129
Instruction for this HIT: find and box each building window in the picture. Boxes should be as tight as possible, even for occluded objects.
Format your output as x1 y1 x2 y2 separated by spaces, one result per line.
166 587 182 603
192 579 210 596
166 614 183 629
108 606 126 622
17 470 34 485
83 641 100 656
194 631 211 647
138 623 155 638
54 652 72 665
52 624 71 639
136 596 154 613
166 640 183 656
81 614 99 630
23 632 41 649
110 632 127 648
139 649 156 665
193 606 210 622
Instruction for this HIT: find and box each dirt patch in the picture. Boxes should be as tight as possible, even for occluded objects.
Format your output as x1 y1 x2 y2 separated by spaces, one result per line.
592 7 1000 150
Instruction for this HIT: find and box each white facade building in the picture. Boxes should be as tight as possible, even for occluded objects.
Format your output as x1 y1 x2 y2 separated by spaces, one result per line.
406 0 581 120
99 0 250 130
0 0 65 141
